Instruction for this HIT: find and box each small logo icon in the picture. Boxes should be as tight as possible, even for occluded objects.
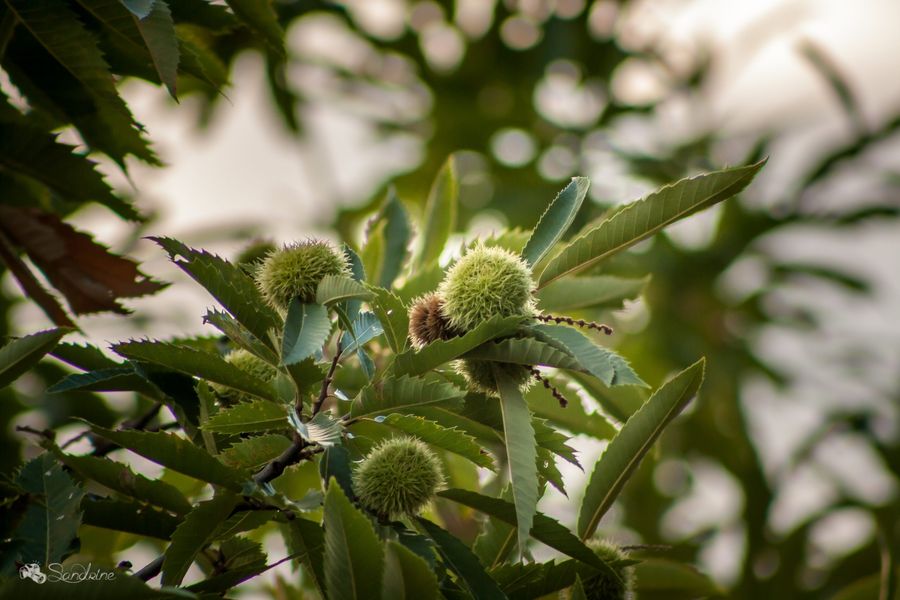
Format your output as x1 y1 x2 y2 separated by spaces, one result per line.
19 562 47 584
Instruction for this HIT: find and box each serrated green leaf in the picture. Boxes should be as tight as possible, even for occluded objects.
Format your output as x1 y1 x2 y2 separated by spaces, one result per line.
538 161 767 287
113 340 277 400
87 424 248 491
81 496 180 539
282 301 331 365
535 275 648 312
48 444 190 514
350 374 465 419
224 0 284 55
577 359 705 540
316 275 373 306
523 177 590 267
494 365 538 559
162 492 238 586
50 341 120 371
323 477 383 600
392 315 526 377
367 285 409 353
526 385 617 440
441 488 623 585
134 0 180 96
531 324 646 387
203 400 287 434
570 575 588 600
6 0 157 165
0 120 138 219
282 517 326 597
374 190 412 287
319 445 355 499
383 540 440 600
151 237 281 348
379 413 494 470
220 433 292 469
416 517 507 600
464 337 584 372
0 327 71 388
537 446 566 496
47 366 162 397
415 155 458 269
13 453 84 565
473 485 517 568
203 308 279 366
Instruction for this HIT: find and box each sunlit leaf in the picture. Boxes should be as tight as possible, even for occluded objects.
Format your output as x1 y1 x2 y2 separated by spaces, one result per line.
522 177 590 267
0 327 71 388
203 400 287 434
415 155 457 269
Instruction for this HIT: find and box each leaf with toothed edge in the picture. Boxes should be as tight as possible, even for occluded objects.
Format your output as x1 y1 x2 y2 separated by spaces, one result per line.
0 327 71 388
162 492 239 586
282 301 331 365
522 177 590 267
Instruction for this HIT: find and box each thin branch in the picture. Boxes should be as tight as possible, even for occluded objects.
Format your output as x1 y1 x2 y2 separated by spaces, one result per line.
311 340 343 417
15 425 54 440
135 555 164 582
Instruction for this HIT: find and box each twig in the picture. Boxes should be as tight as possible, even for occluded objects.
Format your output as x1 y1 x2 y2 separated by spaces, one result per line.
135 555 164 582
15 425 54 440
311 341 343 417
534 313 613 335
529 367 569 408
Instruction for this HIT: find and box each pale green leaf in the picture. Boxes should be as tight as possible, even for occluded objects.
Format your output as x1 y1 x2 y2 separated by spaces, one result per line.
220 434 292 469
532 324 646 387
162 492 238 586
282 301 331 365
367 285 409 353
379 413 495 470
577 359 706 540
340 311 383 353
0 327 71 388
494 365 538 559
323 478 384 600
538 161 767 287
203 399 287 434
223 0 283 54
415 155 458 269
290 410 342 448
316 275 373 306
392 315 526 377
522 177 590 267
464 337 584 372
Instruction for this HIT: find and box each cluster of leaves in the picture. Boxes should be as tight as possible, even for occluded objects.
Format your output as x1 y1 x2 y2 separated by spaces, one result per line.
0 0 291 324
0 157 762 597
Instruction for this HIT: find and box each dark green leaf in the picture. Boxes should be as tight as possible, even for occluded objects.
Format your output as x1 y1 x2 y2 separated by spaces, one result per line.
577 359 705 540
323 477 383 600
203 400 287 434
0 327 70 388
416 517 507 600
223 0 284 55
522 177 590 267
87 424 249 491
161 492 238 586
383 540 440 600
283 517 326 597
282 301 330 365
535 276 648 313
350 374 465 419
220 433 292 469
81 496 180 539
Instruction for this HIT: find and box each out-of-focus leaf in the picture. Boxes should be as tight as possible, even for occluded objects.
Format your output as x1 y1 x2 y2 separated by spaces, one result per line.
570 575 587 600
161 492 238 586
203 400 287 434
416 517 507 600
290 410 342 448
323 477 383 600
538 161 767 287
203 308 279 365
283 517 326 597
48 444 190 514
564 371 647 424
0 327 70 388
319 445 355 499
632 559 725 599
223 0 284 55
415 155 457 269
382 541 440 600
522 177 590 267
526 384 617 440
392 315 525 377
378 413 494 470
0 573 188 598
121 0 153 18
494 365 538 559
577 359 705 540
0 207 166 314
220 433 292 469
152 237 281 349
535 276 648 312
371 190 412 287
86 424 249 491
113 340 277 401
12 453 83 565
350 374 465 419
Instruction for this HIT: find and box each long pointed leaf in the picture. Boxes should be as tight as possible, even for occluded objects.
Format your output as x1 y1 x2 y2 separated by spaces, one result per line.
0 327 71 388
415 155 458 269
162 492 238 586
522 177 590 267
494 365 538 559
538 161 766 287
577 359 706 540
282 301 331 365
